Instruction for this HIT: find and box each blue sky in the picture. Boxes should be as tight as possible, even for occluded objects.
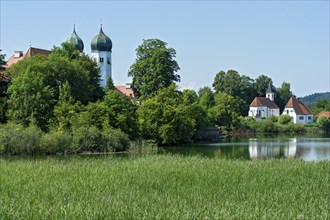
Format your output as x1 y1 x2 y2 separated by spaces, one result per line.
1 1 329 97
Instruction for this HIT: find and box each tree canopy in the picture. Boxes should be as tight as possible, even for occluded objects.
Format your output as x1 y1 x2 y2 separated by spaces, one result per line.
137 84 207 144
5 43 103 130
128 39 180 100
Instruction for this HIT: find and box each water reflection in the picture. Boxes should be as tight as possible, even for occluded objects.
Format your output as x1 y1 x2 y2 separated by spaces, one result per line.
161 137 330 161
248 138 297 159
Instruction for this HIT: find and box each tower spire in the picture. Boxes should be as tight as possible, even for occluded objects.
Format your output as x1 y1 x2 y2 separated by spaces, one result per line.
266 82 274 101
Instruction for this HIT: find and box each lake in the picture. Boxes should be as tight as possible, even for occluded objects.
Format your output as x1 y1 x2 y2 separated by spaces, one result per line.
161 136 330 161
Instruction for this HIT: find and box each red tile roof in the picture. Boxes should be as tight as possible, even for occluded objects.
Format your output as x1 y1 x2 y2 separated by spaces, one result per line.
115 86 135 98
316 111 330 118
249 97 279 109
285 97 312 115
6 47 51 68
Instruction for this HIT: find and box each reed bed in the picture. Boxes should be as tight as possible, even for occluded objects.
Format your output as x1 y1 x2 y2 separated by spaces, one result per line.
0 155 328 219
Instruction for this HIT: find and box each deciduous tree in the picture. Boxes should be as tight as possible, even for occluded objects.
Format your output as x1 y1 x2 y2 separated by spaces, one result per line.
128 39 180 100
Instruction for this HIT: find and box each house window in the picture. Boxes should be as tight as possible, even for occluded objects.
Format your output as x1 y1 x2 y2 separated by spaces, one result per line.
107 58 110 64
308 116 312 120
299 116 304 120
287 110 289 114
100 57 104 63
290 110 294 112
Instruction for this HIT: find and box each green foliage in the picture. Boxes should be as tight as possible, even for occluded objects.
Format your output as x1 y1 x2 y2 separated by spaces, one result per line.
0 49 6 71
0 96 8 124
0 156 328 219
137 84 204 144
51 81 83 132
312 98 330 115
255 119 276 133
0 123 42 155
212 70 255 115
7 70 54 130
72 126 104 152
254 75 274 97
209 93 242 130
102 128 130 152
275 82 293 112
316 115 330 131
105 76 116 91
198 86 215 110
269 115 278 123
5 43 103 130
128 39 180 100
71 90 138 138
39 130 73 154
278 114 293 125
300 92 330 108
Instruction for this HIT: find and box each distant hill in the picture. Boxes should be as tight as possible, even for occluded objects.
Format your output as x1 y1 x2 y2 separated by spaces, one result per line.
299 92 330 107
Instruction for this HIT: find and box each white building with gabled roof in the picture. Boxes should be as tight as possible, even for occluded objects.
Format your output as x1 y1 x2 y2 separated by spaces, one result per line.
248 83 280 120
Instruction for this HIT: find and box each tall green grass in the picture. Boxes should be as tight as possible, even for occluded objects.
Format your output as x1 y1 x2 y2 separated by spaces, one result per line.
0 155 328 219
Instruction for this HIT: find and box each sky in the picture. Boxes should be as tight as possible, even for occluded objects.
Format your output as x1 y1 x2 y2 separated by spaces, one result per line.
1 1 329 97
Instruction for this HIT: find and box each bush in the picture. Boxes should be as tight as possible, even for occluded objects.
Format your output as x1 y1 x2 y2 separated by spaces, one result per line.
72 126 104 153
102 128 130 152
278 114 292 125
39 131 73 154
255 120 276 133
0 123 42 155
269 115 278 123
316 115 330 131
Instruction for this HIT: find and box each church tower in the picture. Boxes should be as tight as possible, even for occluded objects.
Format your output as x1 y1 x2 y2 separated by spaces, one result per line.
266 82 275 101
66 25 84 53
91 25 112 87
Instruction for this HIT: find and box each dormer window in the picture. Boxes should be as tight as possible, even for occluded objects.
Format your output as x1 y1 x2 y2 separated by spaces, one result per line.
100 57 104 63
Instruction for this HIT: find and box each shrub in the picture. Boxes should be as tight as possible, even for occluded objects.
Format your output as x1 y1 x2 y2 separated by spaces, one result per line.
0 123 42 155
316 115 330 131
278 114 292 125
269 115 278 123
102 128 130 152
255 120 276 133
39 131 73 154
72 126 104 153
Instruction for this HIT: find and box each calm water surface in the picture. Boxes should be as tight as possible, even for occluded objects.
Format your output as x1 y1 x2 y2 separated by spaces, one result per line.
161 137 330 161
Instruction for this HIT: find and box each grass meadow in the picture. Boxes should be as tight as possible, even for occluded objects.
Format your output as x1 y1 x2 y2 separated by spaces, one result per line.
0 155 329 219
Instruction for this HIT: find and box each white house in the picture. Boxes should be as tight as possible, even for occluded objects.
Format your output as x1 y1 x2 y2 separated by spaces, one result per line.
248 84 280 120
282 97 313 124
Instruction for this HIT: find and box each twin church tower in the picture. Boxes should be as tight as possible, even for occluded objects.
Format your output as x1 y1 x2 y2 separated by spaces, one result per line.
66 25 112 87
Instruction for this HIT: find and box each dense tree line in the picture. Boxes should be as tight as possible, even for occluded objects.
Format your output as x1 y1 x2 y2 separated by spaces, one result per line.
0 39 329 155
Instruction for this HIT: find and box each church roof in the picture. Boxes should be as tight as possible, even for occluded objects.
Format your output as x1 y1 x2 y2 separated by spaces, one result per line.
91 26 112 52
285 97 312 115
66 25 84 52
250 97 279 109
6 47 51 68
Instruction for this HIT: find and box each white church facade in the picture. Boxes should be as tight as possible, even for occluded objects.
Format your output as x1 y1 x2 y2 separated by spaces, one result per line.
248 84 280 120
248 83 313 124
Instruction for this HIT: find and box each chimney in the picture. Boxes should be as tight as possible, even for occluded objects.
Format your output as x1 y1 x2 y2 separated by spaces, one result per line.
125 82 131 89
14 51 23 58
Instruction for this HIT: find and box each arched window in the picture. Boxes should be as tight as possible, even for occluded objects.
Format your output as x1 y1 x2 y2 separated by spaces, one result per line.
100 57 104 63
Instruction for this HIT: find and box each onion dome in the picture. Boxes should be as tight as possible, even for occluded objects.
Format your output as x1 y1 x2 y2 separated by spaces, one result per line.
91 25 112 52
66 25 84 53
